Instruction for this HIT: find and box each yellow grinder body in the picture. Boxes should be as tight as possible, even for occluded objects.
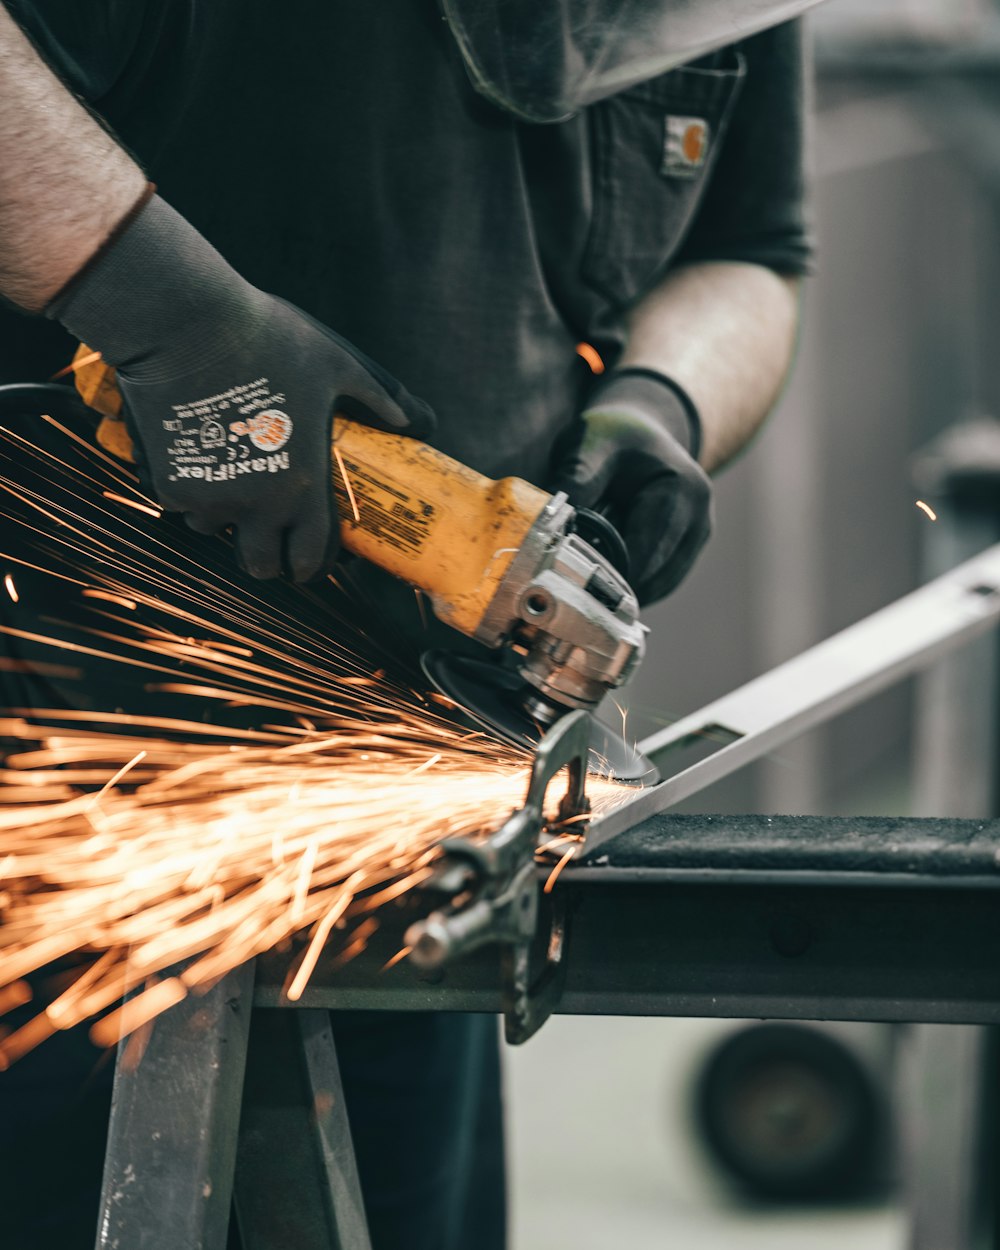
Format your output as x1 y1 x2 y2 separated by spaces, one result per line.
328 423 550 637
73 347 546 636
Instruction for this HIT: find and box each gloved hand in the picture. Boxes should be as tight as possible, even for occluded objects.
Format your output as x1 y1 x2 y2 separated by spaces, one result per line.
48 192 434 582
549 366 712 605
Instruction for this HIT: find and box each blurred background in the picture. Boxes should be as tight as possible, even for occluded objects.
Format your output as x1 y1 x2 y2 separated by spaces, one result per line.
507 0 1000 1245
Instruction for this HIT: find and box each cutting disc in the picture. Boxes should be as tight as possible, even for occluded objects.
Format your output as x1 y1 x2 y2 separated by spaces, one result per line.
421 650 657 785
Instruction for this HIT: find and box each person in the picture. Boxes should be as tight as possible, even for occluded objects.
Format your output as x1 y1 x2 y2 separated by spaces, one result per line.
0 2 812 1246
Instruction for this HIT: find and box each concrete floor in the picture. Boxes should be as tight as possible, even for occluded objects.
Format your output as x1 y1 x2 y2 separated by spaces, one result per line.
506 1015 905 1250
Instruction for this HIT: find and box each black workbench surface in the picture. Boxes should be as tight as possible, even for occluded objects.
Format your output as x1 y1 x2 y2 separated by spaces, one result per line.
577 813 1000 881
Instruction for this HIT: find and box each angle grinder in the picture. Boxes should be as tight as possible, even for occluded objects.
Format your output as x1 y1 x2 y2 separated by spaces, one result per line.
71 349 656 782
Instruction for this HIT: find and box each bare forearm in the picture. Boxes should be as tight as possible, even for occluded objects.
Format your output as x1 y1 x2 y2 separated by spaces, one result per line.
621 261 801 472
0 5 144 312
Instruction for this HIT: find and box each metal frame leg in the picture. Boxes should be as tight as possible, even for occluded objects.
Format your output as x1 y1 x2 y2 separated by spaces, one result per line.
96 960 255 1249
97 967 371 1250
912 417 1000 818
233 1009 371 1250
899 1024 998 1250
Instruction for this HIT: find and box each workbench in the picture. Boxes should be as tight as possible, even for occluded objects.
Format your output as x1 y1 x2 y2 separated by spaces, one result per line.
95 812 1000 1250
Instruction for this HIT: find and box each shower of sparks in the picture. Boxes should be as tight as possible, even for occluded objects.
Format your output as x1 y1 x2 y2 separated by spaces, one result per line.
0 722 621 1066
915 499 938 521
0 413 630 1062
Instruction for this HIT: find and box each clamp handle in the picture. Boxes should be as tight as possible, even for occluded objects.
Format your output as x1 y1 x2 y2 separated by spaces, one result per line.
405 712 591 1041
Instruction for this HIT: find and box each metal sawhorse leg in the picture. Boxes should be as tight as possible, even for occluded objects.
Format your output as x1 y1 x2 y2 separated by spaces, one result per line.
903 418 1000 1250
95 960 371 1250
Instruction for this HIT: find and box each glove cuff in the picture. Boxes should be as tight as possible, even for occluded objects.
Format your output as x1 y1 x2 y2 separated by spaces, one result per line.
46 193 259 378
43 181 158 312
586 366 703 463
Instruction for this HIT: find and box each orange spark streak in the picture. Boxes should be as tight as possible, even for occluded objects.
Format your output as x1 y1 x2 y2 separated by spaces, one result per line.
0 1012 57 1070
96 750 148 798
543 844 578 894
120 1017 156 1071
575 342 605 374
82 589 138 610
326 917 380 971
408 752 442 776
5 704 294 742
286 888 357 1001
915 499 938 521
50 350 102 380
290 837 321 929
40 414 142 482
382 945 412 972
204 641 254 657
0 475 117 553
102 491 162 519
0 981 32 1015
536 833 578 856
89 978 188 1048
3 573 17 602
45 952 128 1028
333 447 360 522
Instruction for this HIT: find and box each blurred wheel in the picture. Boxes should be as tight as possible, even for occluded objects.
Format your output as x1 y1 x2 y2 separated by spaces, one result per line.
695 1022 880 1200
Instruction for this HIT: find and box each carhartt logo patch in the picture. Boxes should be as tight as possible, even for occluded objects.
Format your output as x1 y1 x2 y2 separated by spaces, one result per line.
662 115 710 177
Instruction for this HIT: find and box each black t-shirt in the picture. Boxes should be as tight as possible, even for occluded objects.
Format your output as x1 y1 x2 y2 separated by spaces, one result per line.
1 0 812 484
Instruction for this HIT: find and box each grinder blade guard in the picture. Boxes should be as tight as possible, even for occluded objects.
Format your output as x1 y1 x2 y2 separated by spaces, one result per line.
421 650 657 784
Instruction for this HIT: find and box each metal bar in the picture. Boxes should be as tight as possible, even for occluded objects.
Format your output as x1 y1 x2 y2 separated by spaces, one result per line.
254 814 1000 1026
234 1009 371 1250
583 542 1000 855
899 1025 998 1250
97 959 254 1250
256 877 1000 1025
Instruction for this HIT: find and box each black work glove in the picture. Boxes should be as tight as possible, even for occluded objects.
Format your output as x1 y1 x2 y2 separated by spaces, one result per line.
49 193 434 582
549 366 712 605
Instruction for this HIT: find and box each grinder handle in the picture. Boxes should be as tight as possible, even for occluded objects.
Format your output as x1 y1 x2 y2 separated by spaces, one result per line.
71 345 550 637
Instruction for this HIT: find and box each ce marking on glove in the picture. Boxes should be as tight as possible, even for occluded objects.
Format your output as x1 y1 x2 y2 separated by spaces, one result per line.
227 445 252 462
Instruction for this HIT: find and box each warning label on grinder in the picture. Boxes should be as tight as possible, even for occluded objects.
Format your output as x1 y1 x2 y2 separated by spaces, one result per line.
333 454 436 557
